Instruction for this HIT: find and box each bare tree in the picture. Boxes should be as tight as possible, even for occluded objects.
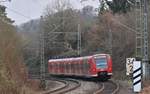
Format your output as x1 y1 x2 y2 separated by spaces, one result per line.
44 0 72 16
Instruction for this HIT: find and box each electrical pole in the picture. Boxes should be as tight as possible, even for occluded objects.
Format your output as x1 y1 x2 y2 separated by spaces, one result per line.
135 0 145 79
108 27 112 55
77 23 81 56
143 0 149 79
40 16 46 89
135 0 149 79
135 0 143 59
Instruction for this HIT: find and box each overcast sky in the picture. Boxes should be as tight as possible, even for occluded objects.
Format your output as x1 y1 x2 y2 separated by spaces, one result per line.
2 0 99 25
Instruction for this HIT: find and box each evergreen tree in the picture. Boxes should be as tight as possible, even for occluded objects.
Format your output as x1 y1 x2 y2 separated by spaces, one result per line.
0 5 14 23
105 0 133 13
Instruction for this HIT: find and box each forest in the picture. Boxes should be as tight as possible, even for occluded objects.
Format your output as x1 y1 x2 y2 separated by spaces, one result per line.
19 0 150 79
0 0 150 93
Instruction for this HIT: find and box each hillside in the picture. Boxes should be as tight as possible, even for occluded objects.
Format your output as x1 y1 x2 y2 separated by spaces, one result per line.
0 21 39 94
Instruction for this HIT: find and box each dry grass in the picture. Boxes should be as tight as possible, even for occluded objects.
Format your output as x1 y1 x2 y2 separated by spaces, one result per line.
139 80 150 94
0 21 40 94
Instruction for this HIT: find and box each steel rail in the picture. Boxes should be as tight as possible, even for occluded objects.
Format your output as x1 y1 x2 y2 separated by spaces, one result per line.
53 79 81 94
93 80 119 94
43 78 81 94
111 80 120 94
93 83 105 94
43 79 69 94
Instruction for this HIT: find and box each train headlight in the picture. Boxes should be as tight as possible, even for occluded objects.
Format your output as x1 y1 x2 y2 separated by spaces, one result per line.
108 67 112 71
92 68 96 72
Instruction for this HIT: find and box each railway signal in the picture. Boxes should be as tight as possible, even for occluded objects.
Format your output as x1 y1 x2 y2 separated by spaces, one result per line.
126 58 135 75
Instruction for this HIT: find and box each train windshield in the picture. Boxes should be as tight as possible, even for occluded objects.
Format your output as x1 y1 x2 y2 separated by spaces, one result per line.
95 58 107 69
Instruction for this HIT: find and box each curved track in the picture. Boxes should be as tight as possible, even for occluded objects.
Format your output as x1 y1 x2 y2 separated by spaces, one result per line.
29 74 119 94
43 79 68 94
44 78 81 94
94 80 119 94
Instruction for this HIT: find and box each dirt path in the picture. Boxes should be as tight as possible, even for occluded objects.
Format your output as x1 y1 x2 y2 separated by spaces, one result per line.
118 80 135 94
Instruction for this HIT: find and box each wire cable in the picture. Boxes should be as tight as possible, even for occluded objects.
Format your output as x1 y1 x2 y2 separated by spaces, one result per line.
111 17 136 33
6 7 31 20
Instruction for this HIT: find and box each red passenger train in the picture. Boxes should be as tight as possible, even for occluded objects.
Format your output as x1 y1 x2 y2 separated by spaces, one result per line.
48 54 112 80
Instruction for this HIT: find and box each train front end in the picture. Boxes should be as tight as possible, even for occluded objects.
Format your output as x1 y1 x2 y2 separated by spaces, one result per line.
93 54 112 80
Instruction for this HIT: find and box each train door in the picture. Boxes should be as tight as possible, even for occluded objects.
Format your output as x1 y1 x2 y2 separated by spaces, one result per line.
55 62 58 74
71 62 74 75
72 61 75 75
77 61 80 75
50 62 54 74
64 61 67 74
71 61 74 75
56 62 59 74
80 60 84 75
53 62 56 74
79 60 82 75
59 62 62 74
63 62 66 74
65 62 69 75
83 59 86 75
48 62 51 73
68 62 71 75
74 61 78 75
51 62 54 74
89 57 97 75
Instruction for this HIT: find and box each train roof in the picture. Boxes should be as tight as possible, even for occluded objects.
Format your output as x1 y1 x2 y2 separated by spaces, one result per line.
48 54 110 62
48 56 92 62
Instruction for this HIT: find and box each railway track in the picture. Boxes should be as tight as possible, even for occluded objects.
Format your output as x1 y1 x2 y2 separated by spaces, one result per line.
43 78 81 94
29 74 119 94
94 80 119 94
29 75 81 94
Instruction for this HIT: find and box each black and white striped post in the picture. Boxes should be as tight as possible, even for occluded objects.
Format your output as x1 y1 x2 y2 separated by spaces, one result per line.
133 60 142 92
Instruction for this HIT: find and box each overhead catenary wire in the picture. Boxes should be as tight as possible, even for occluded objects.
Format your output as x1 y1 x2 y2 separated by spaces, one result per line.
1 1 137 35
0 7 31 25
6 7 31 20
111 18 137 33
0 0 10 2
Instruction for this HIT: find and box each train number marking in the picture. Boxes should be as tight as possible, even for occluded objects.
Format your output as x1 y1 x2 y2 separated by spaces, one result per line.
126 58 135 75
